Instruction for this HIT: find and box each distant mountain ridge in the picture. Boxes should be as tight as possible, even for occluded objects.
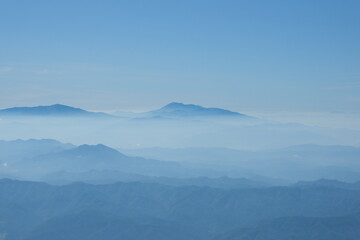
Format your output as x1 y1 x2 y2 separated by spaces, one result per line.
0 102 251 119
294 179 360 190
0 104 111 117
13 143 187 177
148 102 251 118
0 138 74 162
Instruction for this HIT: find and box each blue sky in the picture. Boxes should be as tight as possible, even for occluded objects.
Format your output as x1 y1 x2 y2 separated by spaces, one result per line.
0 0 359 113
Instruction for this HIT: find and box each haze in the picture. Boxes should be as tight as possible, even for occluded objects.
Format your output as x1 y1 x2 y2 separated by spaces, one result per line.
1 1 360 240
1 0 360 116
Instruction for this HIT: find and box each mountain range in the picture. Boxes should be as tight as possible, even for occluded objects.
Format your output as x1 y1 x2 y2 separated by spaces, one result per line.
0 103 251 119
2 139 360 183
0 104 111 118
146 102 251 119
0 139 270 188
121 144 360 182
215 213 360 240
1 179 360 240
7 143 186 178
1 138 360 239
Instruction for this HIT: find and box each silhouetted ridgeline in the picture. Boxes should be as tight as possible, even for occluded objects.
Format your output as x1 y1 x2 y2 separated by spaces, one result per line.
1 138 360 239
1 179 360 240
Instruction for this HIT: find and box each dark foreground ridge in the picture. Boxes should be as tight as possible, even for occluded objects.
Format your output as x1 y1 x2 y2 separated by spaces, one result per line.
1 179 360 240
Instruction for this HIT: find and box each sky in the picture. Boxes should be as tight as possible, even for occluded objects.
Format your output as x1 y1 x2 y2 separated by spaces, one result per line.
0 0 360 114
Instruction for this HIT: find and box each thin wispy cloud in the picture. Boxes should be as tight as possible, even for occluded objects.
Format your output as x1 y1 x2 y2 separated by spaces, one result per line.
36 69 49 74
0 67 13 72
326 82 360 90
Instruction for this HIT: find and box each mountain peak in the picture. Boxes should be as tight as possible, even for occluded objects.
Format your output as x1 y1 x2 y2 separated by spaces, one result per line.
151 102 250 118
63 144 126 158
77 144 118 152
165 102 184 107
0 104 111 118
164 102 191 108
47 104 79 109
161 102 203 111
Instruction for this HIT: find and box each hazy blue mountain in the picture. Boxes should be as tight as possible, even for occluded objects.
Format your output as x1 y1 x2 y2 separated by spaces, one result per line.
0 139 74 162
120 147 255 163
42 169 150 185
0 104 112 117
293 179 360 190
147 102 251 119
1 179 360 240
122 144 360 182
14 144 187 177
122 144 360 164
0 199 43 240
24 211 204 240
42 170 269 189
0 139 74 180
216 213 360 240
0 108 357 149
